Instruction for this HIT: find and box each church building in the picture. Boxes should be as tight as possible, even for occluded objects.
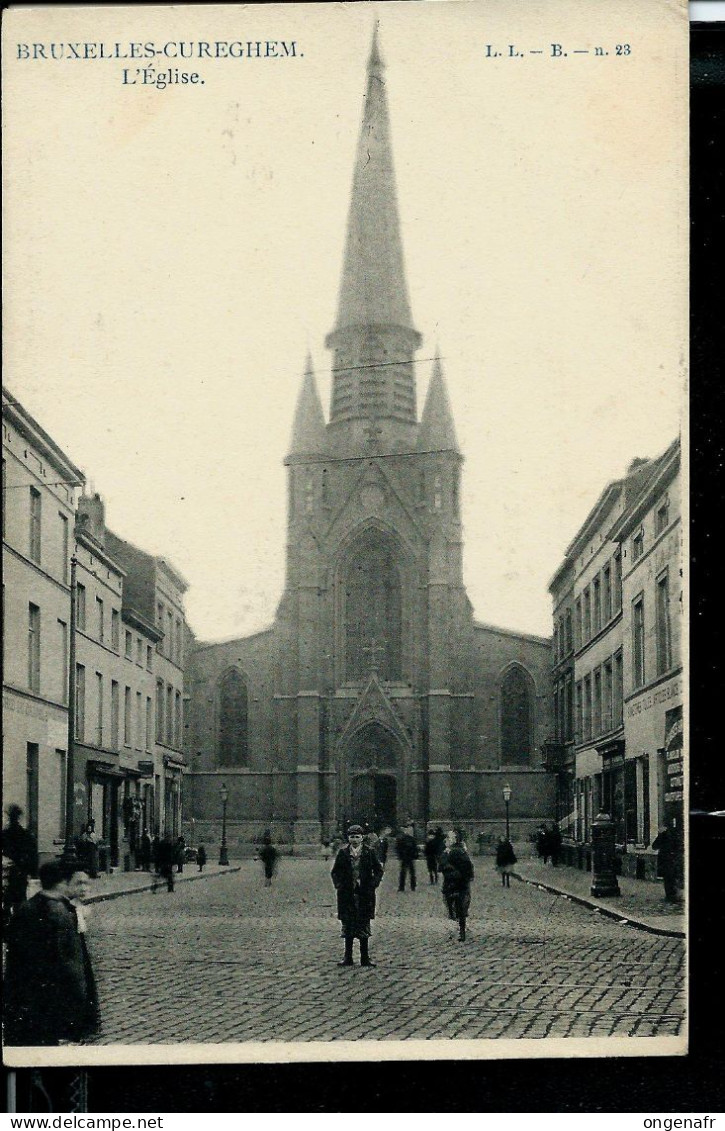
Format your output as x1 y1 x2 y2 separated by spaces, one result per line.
185 32 555 851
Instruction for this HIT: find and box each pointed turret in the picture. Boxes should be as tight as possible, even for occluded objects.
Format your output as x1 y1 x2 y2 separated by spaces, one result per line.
418 357 459 453
288 353 327 457
326 27 422 450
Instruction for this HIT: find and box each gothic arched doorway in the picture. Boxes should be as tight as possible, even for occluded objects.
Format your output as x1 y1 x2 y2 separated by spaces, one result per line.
345 722 400 830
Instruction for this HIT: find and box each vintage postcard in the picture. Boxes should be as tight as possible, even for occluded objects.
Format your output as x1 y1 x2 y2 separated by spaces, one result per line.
2 0 687 1067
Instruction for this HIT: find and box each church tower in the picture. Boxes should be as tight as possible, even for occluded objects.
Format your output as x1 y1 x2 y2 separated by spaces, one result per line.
185 29 553 852
277 28 476 844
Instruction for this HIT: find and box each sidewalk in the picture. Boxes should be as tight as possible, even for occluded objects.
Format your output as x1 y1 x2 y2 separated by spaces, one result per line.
510 854 685 938
27 863 242 905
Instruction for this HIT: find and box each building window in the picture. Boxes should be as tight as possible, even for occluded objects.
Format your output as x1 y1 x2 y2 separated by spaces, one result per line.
111 680 120 751
57 749 67 839
592 576 601 635
656 571 672 675
137 638 143 666
632 528 644 563
59 513 69 583
96 596 104 642
500 665 534 765
76 583 86 631
175 690 182 748
76 664 86 741
26 744 39 836
632 595 645 688
29 487 41 563
58 619 68 704
613 651 623 726
167 611 173 660
136 691 143 751
28 603 40 693
125 630 132 660
96 672 103 746
565 676 574 741
593 668 602 738
583 587 591 642
218 669 249 766
565 610 573 654
111 609 120 651
433 474 443 511
655 497 670 536
146 696 153 752
575 598 582 651
583 675 592 742
553 687 560 741
613 551 622 612
166 684 173 746
146 644 153 672
176 618 183 666
156 678 164 743
342 533 402 682
321 467 329 507
602 564 612 623
603 659 613 733
575 681 583 743
124 685 132 746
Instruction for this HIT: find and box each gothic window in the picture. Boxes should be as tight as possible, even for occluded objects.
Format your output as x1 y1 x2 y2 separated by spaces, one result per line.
343 535 402 682
434 474 443 511
321 468 329 507
218 668 248 766
500 665 534 765
305 475 314 514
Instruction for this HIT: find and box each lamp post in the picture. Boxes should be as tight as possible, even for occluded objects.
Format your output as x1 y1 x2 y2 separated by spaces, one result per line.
218 782 229 866
502 783 512 842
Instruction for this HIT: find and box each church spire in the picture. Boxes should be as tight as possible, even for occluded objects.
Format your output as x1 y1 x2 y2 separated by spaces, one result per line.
326 27 422 447
418 356 460 454
288 353 327 457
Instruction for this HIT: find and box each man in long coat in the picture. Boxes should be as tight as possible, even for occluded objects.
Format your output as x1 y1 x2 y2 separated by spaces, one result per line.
4 860 100 1046
331 824 384 967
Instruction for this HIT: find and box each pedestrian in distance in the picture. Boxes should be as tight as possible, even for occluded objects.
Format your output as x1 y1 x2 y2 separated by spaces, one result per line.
432 825 446 869
652 823 683 903
157 836 175 892
175 835 186 873
536 824 550 865
2 804 38 927
395 823 419 892
320 839 331 862
440 828 474 942
196 843 207 872
424 830 439 884
548 823 562 867
331 824 384 967
139 830 152 872
364 824 381 860
495 836 517 888
77 821 100 879
4 861 100 1046
259 831 279 886
377 828 390 866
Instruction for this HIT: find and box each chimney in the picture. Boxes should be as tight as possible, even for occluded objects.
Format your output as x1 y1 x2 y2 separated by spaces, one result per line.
77 492 106 546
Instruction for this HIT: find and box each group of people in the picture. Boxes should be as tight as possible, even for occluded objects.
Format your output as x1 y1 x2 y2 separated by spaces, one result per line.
535 822 563 866
330 823 479 965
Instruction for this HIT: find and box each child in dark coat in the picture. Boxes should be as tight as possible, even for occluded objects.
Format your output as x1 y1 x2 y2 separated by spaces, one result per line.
495 836 517 887
197 844 207 872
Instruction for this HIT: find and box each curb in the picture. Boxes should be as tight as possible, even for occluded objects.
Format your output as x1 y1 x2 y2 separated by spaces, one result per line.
511 872 685 939
84 865 242 905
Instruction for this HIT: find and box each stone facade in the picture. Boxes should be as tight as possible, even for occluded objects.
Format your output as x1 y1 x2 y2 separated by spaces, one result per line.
184 34 555 854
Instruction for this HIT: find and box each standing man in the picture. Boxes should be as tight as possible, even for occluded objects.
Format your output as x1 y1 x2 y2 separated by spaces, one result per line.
2 804 38 926
441 829 475 942
395 823 419 892
652 823 683 903
4 861 100 1046
331 824 384 967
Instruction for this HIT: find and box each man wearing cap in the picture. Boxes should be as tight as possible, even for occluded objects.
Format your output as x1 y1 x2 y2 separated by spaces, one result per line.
331 824 384 967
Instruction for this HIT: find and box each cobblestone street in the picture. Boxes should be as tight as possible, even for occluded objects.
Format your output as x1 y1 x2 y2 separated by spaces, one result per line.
88 859 684 1045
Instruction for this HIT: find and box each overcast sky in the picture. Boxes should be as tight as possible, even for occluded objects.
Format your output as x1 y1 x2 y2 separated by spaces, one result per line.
5 2 686 642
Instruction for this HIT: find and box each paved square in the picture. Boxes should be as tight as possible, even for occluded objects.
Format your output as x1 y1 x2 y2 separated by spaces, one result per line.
89 859 684 1044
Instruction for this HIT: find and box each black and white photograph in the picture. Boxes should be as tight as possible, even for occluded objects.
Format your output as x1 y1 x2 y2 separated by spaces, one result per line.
2 0 687 1067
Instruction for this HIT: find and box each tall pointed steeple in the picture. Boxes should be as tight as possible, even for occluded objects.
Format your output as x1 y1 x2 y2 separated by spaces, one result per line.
288 353 327 457
326 26 422 451
418 356 460 454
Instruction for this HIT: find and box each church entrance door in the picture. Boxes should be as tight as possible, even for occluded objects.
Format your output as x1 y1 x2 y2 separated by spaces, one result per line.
350 773 397 832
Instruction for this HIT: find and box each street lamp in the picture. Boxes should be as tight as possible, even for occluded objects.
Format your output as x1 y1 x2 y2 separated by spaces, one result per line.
502 783 512 842
218 782 229 866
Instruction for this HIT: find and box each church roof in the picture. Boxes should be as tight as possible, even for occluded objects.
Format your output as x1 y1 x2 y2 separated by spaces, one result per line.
418 357 460 453
288 353 327 456
330 26 417 335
